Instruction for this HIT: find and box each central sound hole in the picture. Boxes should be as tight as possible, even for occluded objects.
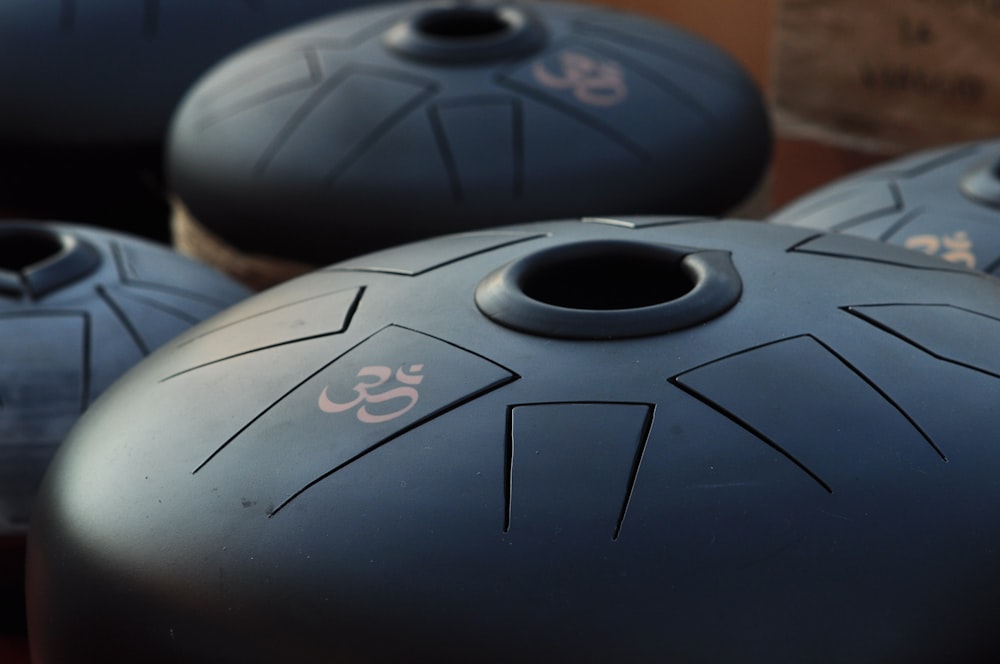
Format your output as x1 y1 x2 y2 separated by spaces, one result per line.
519 244 694 311
0 229 64 272
415 8 511 38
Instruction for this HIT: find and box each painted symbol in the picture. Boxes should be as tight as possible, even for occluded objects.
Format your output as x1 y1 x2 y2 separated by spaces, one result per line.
904 230 976 268
319 364 424 424
531 50 628 108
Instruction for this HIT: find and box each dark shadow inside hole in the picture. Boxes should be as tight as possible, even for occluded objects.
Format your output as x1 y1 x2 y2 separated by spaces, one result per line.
416 8 510 38
520 248 693 310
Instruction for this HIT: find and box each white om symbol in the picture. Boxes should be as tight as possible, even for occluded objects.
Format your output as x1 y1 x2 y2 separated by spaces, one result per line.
531 50 628 108
904 230 976 268
318 364 424 424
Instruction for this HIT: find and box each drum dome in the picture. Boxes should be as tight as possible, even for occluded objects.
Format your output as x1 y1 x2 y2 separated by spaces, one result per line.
27 217 1000 662
167 1 772 266
769 139 1000 276
0 220 249 536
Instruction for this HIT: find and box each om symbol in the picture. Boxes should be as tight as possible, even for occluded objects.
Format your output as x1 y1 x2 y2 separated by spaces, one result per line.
531 50 628 108
318 364 424 424
904 230 976 268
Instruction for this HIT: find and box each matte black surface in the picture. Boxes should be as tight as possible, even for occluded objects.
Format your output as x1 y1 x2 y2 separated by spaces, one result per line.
167 0 772 264
0 221 249 536
27 218 1000 662
0 0 376 231
769 139 1000 275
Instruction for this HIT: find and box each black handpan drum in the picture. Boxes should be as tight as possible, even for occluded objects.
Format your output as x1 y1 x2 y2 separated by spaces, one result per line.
0 221 249 537
167 1 772 272
28 218 1000 662
769 139 1000 275
0 0 374 232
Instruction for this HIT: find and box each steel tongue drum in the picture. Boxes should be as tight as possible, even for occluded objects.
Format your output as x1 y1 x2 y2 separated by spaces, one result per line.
167 0 772 271
0 220 249 538
27 218 1000 663
769 139 1000 276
